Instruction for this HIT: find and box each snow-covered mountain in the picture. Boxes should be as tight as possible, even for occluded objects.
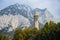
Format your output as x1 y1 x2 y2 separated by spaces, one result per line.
0 3 54 33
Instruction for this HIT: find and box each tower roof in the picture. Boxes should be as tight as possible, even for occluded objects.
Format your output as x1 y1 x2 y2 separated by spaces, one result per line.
34 11 39 16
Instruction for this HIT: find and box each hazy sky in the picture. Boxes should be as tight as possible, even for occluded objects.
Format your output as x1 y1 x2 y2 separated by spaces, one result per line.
0 0 60 22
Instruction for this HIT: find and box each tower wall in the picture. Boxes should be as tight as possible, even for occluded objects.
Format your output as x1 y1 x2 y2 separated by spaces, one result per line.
34 15 39 30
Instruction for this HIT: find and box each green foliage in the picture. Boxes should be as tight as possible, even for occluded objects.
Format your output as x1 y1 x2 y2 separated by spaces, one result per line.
13 21 60 40
13 28 38 40
0 34 10 40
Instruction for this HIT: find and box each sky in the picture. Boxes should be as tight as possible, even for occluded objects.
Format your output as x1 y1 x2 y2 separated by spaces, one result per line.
0 0 60 22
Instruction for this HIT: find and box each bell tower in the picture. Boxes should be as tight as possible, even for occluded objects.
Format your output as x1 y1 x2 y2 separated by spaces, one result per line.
34 11 39 30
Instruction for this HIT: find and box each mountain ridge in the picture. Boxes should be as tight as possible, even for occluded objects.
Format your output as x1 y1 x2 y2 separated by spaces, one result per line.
0 3 54 32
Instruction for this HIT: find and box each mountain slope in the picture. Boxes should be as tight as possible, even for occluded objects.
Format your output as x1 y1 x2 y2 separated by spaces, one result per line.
0 3 55 32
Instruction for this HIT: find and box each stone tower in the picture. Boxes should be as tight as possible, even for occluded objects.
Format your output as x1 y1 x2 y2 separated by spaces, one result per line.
34 11 39 30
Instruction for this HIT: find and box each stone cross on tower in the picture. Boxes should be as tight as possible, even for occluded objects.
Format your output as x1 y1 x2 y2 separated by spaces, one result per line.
34 11 39 30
